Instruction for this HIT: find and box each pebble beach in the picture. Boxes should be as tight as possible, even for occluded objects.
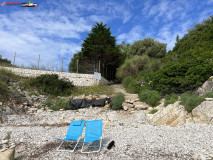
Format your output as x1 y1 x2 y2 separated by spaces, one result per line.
1 108 213 160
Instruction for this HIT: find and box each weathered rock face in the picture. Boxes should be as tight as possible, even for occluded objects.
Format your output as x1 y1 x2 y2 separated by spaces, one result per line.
192 98 213 124
196 76 213 96
146 102 192 127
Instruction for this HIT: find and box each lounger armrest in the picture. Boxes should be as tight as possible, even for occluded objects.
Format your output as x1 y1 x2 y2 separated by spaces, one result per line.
56 138 64 141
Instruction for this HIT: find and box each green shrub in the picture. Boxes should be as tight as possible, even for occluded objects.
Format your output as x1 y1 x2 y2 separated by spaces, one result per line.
0 80 9 98
50 99 70 111
72 85 112 96
126 71 148 94
139 89 162 107
45 98 53 107
122 76 134 88
164 94 178 106
145 58 213 94
0 69 22 81
116 55 149 80
202 91 213 98
149 109 158 114
180 92 204 113
27 74 75 96
0 55 11 66
111 92 125 110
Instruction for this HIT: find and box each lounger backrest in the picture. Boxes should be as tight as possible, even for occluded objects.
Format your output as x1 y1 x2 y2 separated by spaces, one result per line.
84 120 102 143
65 120 85 141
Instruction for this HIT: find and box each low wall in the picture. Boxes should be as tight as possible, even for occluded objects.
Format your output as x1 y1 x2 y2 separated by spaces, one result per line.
0 67 109 86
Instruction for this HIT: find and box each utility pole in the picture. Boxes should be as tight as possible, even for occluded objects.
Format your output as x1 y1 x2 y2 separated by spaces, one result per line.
37 54 40 70
61 57 63 72
76 58 79 73
13 51 16 66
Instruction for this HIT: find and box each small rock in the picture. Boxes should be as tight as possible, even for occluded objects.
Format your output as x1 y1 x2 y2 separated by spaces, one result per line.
147 107 153 112
104 104 110 109
205 98 213 101
0 102 2 106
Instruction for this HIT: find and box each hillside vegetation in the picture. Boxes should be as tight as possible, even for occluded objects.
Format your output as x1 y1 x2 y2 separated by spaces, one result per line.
127 16 213 95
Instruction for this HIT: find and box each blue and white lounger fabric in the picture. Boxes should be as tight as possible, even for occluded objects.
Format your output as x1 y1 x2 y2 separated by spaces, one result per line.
56 120 85 152
81 119 103 153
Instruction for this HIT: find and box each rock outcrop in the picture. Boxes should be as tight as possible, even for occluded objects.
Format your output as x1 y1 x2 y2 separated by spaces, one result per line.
196 76 213 96
192 98 213 124
146 101 192 127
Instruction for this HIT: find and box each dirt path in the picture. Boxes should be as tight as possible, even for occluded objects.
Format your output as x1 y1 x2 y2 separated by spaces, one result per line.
110 84 139 100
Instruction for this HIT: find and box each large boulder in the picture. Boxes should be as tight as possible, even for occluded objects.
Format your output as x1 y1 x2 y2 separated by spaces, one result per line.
146 101 192 127
196 76 213 96
192 98 213 124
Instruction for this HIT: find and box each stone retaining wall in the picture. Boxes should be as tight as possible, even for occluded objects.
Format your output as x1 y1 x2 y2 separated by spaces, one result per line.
0 67 109 86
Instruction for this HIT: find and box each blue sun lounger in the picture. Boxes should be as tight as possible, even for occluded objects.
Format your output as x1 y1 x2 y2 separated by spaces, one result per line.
81 119 102 153
56 120 85 152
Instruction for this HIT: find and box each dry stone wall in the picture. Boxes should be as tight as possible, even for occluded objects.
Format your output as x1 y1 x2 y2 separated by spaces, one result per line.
1 67 109 86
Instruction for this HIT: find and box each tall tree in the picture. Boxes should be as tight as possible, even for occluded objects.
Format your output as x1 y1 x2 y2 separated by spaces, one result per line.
70 22 122 80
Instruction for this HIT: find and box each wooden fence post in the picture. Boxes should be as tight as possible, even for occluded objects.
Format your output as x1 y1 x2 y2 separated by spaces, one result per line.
37 54 40 70
13 51 16 66
76 58 79 73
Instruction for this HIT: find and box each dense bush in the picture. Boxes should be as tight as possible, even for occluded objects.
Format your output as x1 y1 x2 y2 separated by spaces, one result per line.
203 91 213 98
122 76 134 88
50 99 70 111
139 89 162 107
164 94 178 106
27 74 75 96
129 38 167 58
111 92 125 110
0 80 9 98
0 55 11 66
0 69 21 81
180 92 204 113
116 55 149 80
145 58 213 94
127 16 213 95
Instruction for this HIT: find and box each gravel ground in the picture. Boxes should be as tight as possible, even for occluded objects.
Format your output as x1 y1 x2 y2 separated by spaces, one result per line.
0 108 213 160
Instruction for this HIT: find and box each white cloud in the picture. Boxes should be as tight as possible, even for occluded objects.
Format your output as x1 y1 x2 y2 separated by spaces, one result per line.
0 9 85 70
117 25 143 44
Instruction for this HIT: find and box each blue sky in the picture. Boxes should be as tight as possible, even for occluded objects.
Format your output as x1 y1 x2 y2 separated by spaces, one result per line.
0 0 212 71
